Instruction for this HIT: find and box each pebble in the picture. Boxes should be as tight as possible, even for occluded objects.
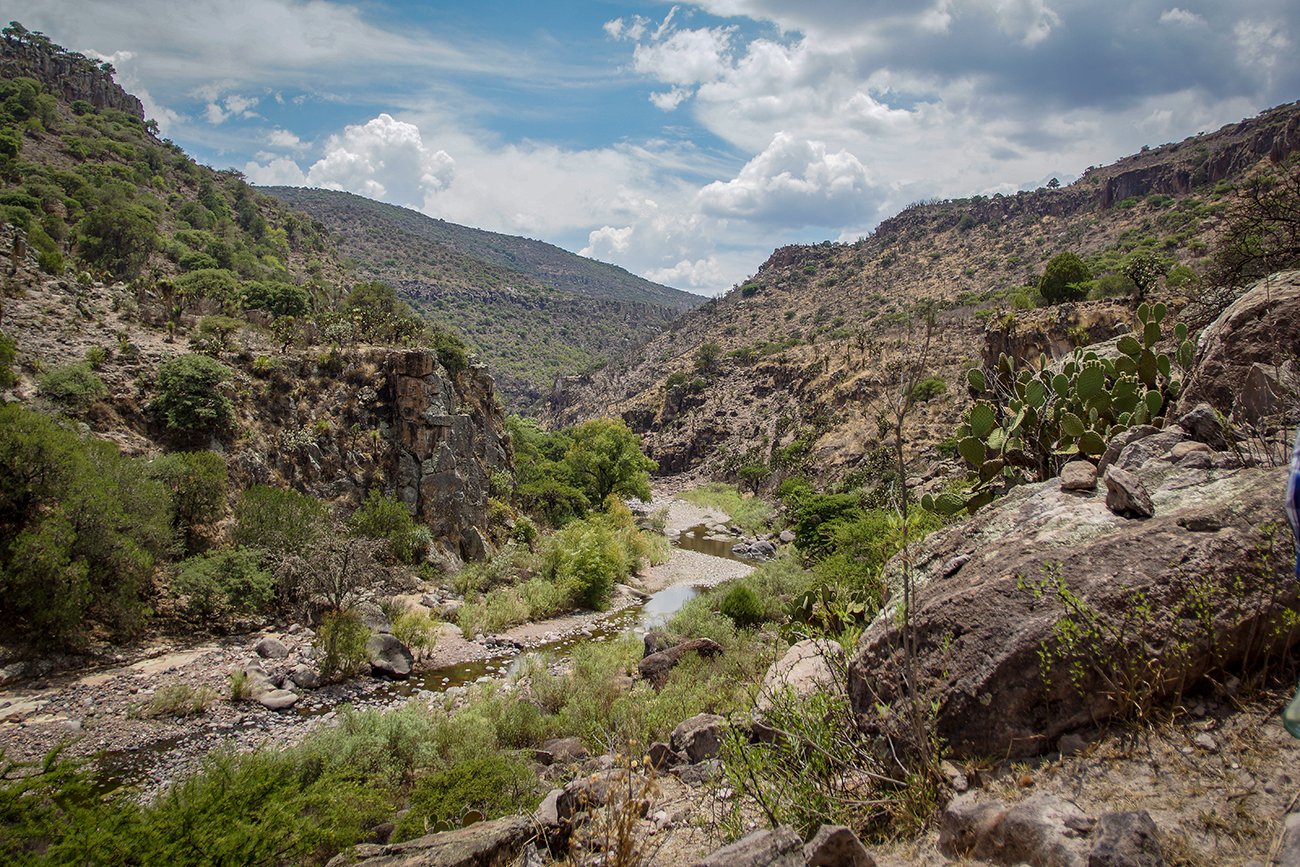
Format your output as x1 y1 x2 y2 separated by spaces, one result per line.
1193 733 1218 752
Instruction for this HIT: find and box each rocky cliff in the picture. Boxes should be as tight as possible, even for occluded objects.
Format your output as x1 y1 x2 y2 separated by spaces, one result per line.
0 34 144 120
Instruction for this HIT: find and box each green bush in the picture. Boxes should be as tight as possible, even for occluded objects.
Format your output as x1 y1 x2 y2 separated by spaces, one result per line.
564 417 656 506
150 353 234 438
0 404 172 643
190 315 245 355
238 280 308 318
232 485 326 557
1039 251 1092 303
315 609 372 679
909 375 947 402
146 451 227 546
348 490 427 564
719 583 764 627
36 361 106 411
173 547 274 620
0 330 15 387
430 329 470 375
76 197 158 279
394 754 538 839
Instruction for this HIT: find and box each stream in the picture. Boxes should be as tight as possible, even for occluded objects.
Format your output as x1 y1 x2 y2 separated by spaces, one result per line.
92 524 751 794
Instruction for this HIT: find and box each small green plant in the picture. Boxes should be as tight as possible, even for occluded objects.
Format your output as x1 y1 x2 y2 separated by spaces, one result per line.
348 490 428 564
37 361 106 411
83 346 109 369
1039 251 1092 303
391 609 440 656
315 609 372 680
909 375 946 402
719 583 764 627
138 683 219 719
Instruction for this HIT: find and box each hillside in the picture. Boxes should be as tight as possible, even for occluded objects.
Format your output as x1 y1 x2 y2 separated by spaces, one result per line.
550 100 1300 486
261 186 703 408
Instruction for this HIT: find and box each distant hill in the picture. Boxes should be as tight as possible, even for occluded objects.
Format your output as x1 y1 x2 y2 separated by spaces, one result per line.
550 101 1300 482
261 187 703 408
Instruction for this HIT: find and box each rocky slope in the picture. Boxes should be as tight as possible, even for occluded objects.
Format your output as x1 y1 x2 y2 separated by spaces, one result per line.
262 187 703 409
551 101 1300 487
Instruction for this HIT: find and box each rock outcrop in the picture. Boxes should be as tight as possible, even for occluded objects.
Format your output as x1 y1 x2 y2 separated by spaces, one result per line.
325 815 532 867
849 427 1297 759
0 37 145 120
1178 270 1300 422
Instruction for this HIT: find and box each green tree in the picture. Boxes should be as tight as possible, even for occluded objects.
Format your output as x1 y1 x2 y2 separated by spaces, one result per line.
1038 251 1092 303
348 490 428 564
146 451 227 550
76 199 158 279
149 354 234 439
36 361 105 411
0 330 16 387
233 485 326 558
1121 252 1168 303
564 418 656 506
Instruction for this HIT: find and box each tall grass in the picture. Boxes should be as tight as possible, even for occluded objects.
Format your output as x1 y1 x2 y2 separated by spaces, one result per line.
678 483 775 534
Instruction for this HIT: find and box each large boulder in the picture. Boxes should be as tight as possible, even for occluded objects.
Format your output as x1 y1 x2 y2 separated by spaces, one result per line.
367 634 414 679
325 815 531 867
638 638 723 688
693 826 804 867
849 454 1295 759
671 713 727 763
756 639 845 712
1178 270 1300 420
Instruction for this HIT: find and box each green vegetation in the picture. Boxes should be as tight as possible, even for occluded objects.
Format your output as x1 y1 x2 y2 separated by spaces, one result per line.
232 484 326 557
678 482 775 534
145 450 227 550
348 490 430 565
149 354 234 439
172 547 274 620
1038 251 1092 303
35 361 106 411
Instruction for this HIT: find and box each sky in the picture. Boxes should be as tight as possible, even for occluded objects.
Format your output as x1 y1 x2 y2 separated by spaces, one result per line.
11 1 1300 296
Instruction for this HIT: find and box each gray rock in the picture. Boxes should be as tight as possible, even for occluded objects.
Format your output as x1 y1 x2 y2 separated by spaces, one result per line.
1097 425 1159 475
1058 733 1088 756
1113 430 1188 472
671 759 722 785
671 713 727 763
440 600 462 619
419 593 441 609
1060 461 1098 492
534 788 563 829
1277 813 1300 867
557 769 633 821
326 815 531 867
804 824 876 866
647 741 680 769
1178 404 1229 449
356 601 392 634
638 638 724 688
751 539 777 559
1169 441 1210 461
693 826 805 867
288 664 321 690
256 689 299 710
1103 466 1154 518
536 736 588 766
1088 810 1164 866
366 634 414 679
779 529 796 544
757 638 845 712
941 793 1091 865
255 637 289 659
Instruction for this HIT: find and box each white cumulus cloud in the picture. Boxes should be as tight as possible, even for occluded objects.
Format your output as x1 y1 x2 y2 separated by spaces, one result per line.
632 26 737 86
304 114 455 203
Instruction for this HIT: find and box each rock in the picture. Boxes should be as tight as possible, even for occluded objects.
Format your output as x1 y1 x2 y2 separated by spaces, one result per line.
1177 271 1300 421
356 601 393 634
803 824 876 866
848 457 1294 759
534 788 563 829
751 540 777 559
536 736 588 766
1193 733 1217 752
1177 404 1229 450
1058 733 1088 756
326 814 531 867
638 638 724 688
419 593 441 609
1103 466 1154 518
1277 813 1300 867
557 769 633 821
643 629 671 658
366 634 414 679
255 637 289 659
288 664 321 690
779 529 796 544
241 665 277 697
940 760 969 793
1097 425 1159 475
1060 461 1098 492
757 639 846 711
256 689 299 710
939 794 1009 857
940 793 1092 865
671 759 722 785
1113 430 1188 473
1169 441 1210 461
1088 810 1164 866
693 825 805 867
671 713 727 763
440 600 462 620
647 741 680 769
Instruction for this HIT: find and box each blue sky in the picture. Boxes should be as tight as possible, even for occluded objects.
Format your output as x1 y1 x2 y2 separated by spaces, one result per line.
11 1 1300 294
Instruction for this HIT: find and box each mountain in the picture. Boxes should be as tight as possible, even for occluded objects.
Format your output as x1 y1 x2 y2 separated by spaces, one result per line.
550 101 1300 484
260 187 704 409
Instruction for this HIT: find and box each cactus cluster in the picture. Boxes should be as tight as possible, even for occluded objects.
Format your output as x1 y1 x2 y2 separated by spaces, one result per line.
924 303 1194 516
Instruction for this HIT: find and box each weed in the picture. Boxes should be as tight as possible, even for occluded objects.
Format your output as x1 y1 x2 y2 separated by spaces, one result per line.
137 683 219 719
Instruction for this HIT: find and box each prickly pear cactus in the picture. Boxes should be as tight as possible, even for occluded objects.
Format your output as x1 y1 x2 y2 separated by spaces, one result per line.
924 303 1194 517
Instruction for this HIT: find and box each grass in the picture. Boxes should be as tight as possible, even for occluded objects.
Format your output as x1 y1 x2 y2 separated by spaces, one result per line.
135 683 219 719
678 483 775 534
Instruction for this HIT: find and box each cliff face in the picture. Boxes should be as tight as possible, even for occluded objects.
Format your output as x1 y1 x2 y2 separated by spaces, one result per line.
0 37 144 120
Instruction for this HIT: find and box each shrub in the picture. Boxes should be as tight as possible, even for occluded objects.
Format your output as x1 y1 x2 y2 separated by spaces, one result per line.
190 315 245 355
315 609 372 679
391 609 440 655
719 583 764 627
76 198 158 279
394 754 538 839
83 346 108 369
146 450 227 547
909 375 947 402
36 361 106 411
348 490 427 564
150 353 234 438
173 547 274 620
1038 252 1092 303
238 280 308 318
232 485 326 557
0 330 15 387
138 683 218 718
564 417 656 506
430 329 470 375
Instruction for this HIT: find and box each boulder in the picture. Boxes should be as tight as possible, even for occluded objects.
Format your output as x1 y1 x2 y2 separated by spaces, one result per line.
1177 270 1300 420
533 788 563 830
533 736 588 766
803 824 876 866
367 634 414 679
325 815 531 867
693 826 805 867
1112 430 1188 473
556 769 635 822
256 689 299 710
940 793 1092 865
1103 466 1154 518
671 713 727 763
849 457 1294 759
1088 810 1164 866
779 529 796 544
1097 425 1159 475
255 637 289 659
643 629 672 658
1169 441 1210 461
756 639 846 712
1176 405 1230 450
288 664 321 690
1059 461 1098 492
356 601 393 634
638 638 724 688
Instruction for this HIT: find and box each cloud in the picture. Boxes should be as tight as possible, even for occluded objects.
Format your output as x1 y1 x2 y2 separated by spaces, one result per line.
243 155 308 185
649 87 692 111
632 26 737 86
581 225 636 259
1159 7 1206 27
267 128 306 150
298 114 454 202
697 133 880 227
203 92 261 125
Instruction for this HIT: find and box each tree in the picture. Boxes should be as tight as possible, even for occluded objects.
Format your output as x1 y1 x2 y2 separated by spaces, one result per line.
1121 252 1168 303
1038 252 1092 303
149 354 234 439
76 200 158 280
232 485 326 558
146 451 227 551
564 418 656 506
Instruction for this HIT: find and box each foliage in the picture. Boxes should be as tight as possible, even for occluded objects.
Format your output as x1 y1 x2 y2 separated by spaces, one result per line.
35 361 105 411
391 609 440 655
149 353 234 438
0 404 171 643
507 415 589 526
395 754 537 838
172 546 274 621
1121 251 1168 302
718 583 764 627
76 194 158 279
1207 158 1300 292
238 279 308 318
137 683 219 719
190 315 245 355
565 417 656 506
348 490 429 565
0 330 15 387
908 375 947 402
232 484 326 557
145 450 227 548
315 609 372 679
274 530 389 617
429 328 470 376
932 303 1193 515
340 281 426 345
1038 251 1092 303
